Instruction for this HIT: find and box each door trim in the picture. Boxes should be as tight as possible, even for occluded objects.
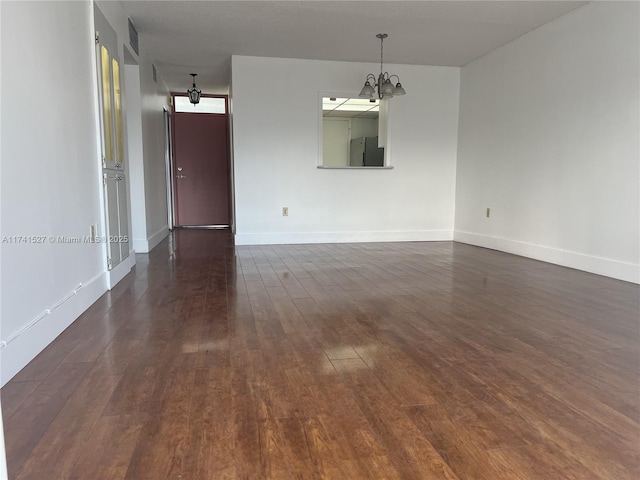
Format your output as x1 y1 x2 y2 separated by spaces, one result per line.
163 106 175 230
170 93 232 228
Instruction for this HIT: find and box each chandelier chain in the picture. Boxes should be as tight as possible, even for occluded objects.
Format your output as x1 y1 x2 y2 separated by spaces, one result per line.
380 35 384 76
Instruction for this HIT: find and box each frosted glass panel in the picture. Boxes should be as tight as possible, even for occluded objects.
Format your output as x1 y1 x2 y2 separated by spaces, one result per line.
175 96 226 114
100 45 113 162
112 58 124 165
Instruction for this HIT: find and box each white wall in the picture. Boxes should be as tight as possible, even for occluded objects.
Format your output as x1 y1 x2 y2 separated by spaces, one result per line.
124 59 170 253
125 64 148 251
0 1 107 384
139 57 170 248
351 117 378 140
455 2 640 283
232 56 460 244
0 0 170 386
0 0 8 466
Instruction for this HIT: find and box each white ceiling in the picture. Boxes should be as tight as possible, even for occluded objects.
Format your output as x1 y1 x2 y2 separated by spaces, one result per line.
323 97 380 118
121 0 589 93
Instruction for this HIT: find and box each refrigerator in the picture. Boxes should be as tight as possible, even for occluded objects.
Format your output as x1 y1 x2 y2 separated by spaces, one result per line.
349 136 385 166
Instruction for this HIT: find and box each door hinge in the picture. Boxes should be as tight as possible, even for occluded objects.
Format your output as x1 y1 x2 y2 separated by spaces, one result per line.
102 156 106 169
103 173 107 186
95 31 99 44
107 257 112 269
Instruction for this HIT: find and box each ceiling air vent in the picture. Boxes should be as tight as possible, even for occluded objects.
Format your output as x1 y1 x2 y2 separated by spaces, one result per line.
128 18 139 55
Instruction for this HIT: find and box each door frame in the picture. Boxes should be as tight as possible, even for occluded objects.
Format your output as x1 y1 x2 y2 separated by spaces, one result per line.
169 93 232 229
163 106 174 230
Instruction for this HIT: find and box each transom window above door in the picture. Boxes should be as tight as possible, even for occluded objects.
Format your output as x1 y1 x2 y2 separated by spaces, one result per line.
174 96 226 114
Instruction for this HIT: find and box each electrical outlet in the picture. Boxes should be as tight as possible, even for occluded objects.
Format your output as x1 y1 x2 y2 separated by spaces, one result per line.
282 207 289 217
486 208 491 218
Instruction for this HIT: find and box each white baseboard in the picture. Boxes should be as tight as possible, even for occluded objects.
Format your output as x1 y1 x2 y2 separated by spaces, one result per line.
0 271 107 386
454 231 640 284
132 238 148 253
107 252 136 290
235 230 453 246
148 226 169 251
133 226 169 253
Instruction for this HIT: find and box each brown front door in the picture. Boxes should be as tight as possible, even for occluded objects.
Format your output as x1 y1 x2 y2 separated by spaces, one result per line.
173 110 230 227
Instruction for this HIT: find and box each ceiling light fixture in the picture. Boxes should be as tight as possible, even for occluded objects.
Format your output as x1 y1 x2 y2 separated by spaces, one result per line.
359 33 406 100
187 73 201 105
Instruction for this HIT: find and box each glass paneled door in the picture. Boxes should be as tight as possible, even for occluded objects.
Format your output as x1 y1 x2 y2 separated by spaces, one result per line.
95 5 129 270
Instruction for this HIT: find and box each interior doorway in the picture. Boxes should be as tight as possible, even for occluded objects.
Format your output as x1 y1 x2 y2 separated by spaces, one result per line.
171 95 231 228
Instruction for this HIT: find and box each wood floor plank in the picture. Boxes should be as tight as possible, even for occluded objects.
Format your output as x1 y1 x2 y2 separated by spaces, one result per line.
304 414 382 480
404 404 519 480
69 414 143 480
181 366 235 479
338 367 460 480
13 413 98 480
0 381 40 420
2 230 638 479
3 363 91 478
123 356 195 480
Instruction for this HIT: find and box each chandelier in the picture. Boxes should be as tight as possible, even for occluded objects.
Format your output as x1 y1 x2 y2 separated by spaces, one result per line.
359 34 406 100
187 73 201 105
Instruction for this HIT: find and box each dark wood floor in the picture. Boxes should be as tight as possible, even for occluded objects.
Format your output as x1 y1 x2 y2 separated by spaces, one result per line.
2 230 638 479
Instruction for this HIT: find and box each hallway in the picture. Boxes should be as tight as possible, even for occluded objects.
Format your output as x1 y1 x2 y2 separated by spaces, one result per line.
2 230 638 479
